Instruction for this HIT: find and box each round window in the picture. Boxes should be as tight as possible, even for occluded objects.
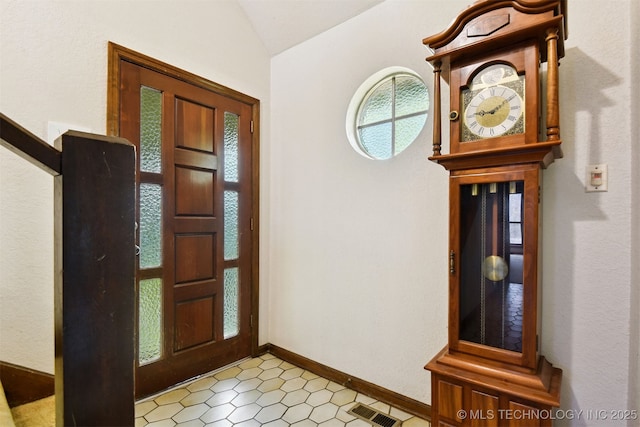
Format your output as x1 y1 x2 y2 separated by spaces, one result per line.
346 67 429 160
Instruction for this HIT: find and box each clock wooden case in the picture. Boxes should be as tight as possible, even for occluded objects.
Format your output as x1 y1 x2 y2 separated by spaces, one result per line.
422 1 567 426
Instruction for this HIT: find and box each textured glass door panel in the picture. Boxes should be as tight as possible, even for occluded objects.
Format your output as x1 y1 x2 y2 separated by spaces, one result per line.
139 278 162 365
223 111 240 340
224 191 239 260
223 268 239 339
459 181 524 352
139 183 162 268
224 112 239 183
140 86 162 173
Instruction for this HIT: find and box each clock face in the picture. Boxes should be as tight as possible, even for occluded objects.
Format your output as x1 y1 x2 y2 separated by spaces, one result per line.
461 64 525 142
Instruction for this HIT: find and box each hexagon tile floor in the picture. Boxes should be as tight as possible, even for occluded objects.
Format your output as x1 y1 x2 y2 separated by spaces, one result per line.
135 353 431 427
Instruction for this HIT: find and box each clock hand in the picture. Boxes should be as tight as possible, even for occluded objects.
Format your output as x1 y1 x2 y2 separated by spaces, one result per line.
487 98 509 115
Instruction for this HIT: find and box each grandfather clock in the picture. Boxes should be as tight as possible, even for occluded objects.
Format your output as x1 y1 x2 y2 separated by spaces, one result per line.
423 1 567 426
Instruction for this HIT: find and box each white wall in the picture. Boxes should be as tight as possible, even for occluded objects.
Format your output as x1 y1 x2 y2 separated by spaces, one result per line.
630 0 640 417
0 0 271 373
269 0 458 404
541 1 637 424
269 0 638 420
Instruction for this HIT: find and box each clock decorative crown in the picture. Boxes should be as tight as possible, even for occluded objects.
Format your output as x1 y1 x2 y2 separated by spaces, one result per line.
423 0 567 170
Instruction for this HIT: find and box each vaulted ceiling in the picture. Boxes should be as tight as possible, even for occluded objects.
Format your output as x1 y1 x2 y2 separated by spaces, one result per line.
236 0 385 55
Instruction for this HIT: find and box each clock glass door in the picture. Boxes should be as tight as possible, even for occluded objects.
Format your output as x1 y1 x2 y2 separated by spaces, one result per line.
458 180 524 352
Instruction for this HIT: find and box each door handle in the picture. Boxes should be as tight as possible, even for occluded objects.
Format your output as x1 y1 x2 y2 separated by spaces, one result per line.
450 250 455 275
135 222 140 256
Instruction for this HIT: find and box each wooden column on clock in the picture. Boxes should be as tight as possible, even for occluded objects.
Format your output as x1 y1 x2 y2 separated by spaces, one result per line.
422 1 567 426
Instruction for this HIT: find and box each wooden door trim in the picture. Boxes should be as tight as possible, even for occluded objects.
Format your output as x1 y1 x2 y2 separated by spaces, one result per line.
107 41 260 357
107 43 259 136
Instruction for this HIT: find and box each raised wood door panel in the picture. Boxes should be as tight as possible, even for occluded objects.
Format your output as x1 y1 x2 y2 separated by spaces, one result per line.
175 167 215 215
508 401 543 427
437 378 463 424
470 390 499 427
175 234 215 283
176 98 215 152
117 57 255 398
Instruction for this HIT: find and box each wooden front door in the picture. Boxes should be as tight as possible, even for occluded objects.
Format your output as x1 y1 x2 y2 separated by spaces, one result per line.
109 45 258 398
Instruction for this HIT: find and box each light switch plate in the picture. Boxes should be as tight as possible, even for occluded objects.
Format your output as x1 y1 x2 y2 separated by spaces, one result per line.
585 164 608 192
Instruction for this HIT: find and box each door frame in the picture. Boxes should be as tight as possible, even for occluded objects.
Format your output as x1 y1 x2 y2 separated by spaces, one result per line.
106 41 261 363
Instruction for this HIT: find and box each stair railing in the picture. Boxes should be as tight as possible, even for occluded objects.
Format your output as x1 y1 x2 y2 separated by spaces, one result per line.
1 113 135 426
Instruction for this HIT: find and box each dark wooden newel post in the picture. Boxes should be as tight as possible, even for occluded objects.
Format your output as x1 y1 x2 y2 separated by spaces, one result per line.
54 131 136 426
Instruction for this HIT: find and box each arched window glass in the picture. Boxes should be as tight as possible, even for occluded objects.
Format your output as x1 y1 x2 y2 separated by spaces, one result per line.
347 68 429 159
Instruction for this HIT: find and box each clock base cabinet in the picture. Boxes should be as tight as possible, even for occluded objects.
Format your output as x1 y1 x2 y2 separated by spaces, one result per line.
426 347 562 427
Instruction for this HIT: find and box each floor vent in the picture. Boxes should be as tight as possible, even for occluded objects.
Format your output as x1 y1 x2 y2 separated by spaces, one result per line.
348 403 402 427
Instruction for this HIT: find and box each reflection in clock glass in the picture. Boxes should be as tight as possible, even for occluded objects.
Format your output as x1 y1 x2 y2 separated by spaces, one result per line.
459 181 525 353
475 63 517 86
